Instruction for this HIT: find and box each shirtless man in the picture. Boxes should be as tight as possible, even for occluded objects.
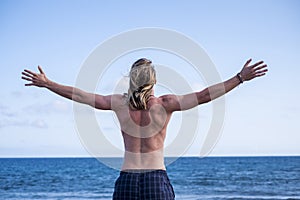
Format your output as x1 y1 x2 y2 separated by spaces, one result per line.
22 58 267 200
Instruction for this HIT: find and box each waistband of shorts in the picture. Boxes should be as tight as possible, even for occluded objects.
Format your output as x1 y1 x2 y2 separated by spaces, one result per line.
120 169 167 174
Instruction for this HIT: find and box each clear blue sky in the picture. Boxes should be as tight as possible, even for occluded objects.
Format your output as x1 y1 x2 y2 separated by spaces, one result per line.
1 0 299 157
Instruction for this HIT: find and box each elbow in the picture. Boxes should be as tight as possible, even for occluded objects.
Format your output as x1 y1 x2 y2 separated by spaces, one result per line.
197 89 211 105
72 93 83 103
72 92 91 105
202 93 212 104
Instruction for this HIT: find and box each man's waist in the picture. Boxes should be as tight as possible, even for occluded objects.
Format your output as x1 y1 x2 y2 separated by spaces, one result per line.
122 149 165 171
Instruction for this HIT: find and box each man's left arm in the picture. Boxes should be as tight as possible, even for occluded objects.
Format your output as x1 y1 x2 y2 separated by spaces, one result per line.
161 59 268 112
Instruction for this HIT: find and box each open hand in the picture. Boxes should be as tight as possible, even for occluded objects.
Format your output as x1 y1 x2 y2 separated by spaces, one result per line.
21 66 49 87
240 59 268 82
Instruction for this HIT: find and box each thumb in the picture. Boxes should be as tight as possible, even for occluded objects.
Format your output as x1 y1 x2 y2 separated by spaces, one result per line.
243 58 252 68
38 65 45 74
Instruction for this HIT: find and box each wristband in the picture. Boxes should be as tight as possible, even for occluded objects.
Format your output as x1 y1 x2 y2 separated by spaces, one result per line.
237 73 243 84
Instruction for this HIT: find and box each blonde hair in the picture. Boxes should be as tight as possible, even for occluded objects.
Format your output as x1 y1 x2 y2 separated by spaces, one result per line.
126 58 156 110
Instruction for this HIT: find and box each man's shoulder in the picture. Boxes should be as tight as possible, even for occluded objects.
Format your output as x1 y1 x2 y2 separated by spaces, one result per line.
157 94 180 112
111 93 126 99
158 94 177 103
110 94 127 110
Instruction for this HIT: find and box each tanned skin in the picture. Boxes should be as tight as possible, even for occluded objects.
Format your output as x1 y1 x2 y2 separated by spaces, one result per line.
22 59 267 170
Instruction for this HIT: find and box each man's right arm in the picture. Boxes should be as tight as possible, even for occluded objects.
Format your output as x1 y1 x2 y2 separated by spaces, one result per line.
21 66 115 110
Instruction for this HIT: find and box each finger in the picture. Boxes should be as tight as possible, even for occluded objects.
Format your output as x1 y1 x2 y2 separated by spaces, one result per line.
251 61 264 68
21 76 33 81
243 58 252 68
254 64 267 71
22 71 34 78
256 69 268 74
255 73 266 77
38 66 44 74
25 83 35 86
24 69 36 76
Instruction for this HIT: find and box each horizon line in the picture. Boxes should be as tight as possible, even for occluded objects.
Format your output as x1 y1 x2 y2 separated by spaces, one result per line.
0 154 299 159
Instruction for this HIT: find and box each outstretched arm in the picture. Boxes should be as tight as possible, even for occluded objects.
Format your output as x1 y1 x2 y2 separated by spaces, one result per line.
21 66 113 110
162 59 268 112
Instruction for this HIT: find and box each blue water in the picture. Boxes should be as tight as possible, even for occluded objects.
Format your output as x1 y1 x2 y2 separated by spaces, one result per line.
0 157 299 199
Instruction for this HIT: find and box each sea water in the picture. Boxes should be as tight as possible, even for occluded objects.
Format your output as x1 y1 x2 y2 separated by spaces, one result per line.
0 157 299 199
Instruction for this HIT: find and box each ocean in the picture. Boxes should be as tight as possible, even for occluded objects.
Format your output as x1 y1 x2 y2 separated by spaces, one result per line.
0 157 299 200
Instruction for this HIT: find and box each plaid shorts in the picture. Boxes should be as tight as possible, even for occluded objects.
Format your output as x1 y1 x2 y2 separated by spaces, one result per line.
113 170 175 200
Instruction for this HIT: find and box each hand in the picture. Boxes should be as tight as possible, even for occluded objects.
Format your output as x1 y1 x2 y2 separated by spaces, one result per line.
21 66 49 87
240 59 268 82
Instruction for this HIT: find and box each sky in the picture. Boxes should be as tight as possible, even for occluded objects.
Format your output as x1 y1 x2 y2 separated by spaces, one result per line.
0 0 299 158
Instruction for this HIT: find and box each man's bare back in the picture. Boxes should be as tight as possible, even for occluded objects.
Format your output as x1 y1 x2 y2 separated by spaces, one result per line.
113 95 172 170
